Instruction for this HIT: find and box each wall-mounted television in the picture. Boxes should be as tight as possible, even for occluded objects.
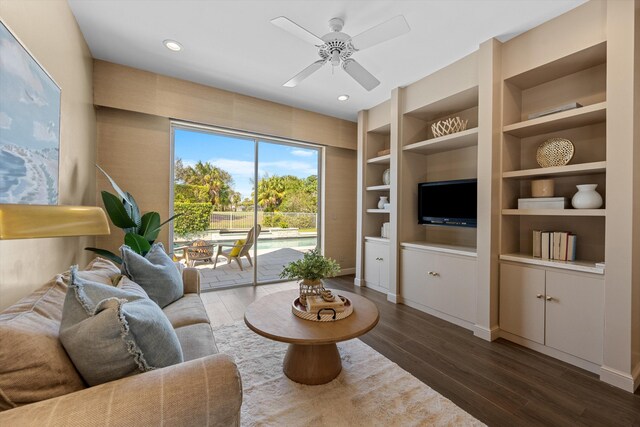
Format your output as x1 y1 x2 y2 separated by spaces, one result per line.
418 179 477 227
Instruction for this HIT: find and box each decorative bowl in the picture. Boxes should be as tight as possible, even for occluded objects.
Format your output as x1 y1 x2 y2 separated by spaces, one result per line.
431 117 468 138
536 138 574 168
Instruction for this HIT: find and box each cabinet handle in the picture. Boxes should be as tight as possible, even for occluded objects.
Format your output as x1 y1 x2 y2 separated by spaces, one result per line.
536 294 543 299
546 296 554 302
427 271 440 277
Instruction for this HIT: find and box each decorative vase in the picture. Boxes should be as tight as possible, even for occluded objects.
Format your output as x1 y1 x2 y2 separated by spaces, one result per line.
378 196 389 209
571 184 603 209
382 169 390 185
299 278 324 305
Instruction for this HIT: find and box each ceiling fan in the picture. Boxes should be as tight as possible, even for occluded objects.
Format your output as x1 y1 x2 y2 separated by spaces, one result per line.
271 15 410 91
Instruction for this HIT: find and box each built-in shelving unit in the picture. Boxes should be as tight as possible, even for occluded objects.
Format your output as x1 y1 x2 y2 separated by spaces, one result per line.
502 209 605 216
403 127 478 155
500 253 604 275
500 40 607 266
502 101 607 138
366 154 391 165
355 2 640 392
366 184 391 191
502 161 606 179
399 84 479 250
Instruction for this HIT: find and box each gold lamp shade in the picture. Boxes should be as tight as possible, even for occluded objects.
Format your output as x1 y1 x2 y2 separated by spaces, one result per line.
0 205 110 239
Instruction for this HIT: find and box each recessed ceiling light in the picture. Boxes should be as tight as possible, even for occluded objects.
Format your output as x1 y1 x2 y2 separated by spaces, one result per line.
163 39 182 51
337 94 349 101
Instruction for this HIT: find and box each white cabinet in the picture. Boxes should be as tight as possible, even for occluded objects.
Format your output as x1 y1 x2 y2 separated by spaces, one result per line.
400 245 477 326
499 263 604 364
364 241 389 292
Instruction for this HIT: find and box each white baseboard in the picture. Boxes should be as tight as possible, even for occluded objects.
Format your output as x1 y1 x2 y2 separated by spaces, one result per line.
353 277 363 287
499 330 600 374
386 293 401 304
473 325 499 341
600 363 640 392
401 299 474 331
337 268 355 276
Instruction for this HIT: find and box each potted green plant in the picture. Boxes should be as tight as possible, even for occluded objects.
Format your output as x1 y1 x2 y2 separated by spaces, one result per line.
280 248 340 303
85 166 180 264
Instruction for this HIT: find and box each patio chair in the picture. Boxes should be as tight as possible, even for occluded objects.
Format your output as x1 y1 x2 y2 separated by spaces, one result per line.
186 239 215 267
214 225 261 271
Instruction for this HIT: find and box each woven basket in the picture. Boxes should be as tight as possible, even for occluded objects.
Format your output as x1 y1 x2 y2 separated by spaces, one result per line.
291 295 353 322
431 117 468 138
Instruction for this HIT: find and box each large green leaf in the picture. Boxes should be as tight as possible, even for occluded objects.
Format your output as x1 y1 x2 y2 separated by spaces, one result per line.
97 165 133 207
124 232 151 255
125 192 141 227
139 212 161 242
151 213 182 234
101 191 137 229
85 247 123 265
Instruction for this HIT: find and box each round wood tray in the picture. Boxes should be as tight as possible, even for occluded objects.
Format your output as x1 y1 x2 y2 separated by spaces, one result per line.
292 294 353 322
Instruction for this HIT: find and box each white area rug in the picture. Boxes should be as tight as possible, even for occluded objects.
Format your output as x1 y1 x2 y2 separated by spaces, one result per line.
213 322 484 427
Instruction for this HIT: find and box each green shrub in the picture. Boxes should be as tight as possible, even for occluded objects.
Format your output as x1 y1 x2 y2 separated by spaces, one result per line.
174 203 212 236
263 212 289 228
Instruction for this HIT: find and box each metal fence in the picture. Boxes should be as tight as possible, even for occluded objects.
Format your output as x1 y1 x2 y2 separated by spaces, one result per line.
209 211 317 230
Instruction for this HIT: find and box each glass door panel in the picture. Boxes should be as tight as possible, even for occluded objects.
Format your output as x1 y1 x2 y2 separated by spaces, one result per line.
255 140 320 284
172 127 255 290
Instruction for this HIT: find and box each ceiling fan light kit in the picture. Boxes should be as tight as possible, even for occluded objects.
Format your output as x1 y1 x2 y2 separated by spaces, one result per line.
271 15 410 91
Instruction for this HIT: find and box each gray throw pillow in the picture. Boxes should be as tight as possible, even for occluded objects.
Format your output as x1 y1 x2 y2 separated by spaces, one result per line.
59 266 183 387
120 243 183 308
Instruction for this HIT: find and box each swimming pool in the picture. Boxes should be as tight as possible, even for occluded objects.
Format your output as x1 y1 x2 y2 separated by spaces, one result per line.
256 236 318 250
174 236 318 251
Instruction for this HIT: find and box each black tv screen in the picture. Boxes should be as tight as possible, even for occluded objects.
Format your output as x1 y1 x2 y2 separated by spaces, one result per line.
418 179 477 227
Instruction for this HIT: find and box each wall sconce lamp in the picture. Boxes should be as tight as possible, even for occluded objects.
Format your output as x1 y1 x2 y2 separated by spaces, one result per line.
0 205 110 239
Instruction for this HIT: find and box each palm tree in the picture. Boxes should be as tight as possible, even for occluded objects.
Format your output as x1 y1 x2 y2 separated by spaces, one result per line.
257 174 285 212
181 161 234 210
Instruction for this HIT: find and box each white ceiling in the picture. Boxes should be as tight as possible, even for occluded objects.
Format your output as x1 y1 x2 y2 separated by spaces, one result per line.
68 0 587 122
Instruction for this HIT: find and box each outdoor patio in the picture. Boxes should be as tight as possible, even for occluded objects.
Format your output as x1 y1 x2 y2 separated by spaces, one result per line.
191 246 312 290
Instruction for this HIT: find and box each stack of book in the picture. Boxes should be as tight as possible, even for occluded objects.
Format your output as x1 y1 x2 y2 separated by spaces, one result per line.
532 230 577 261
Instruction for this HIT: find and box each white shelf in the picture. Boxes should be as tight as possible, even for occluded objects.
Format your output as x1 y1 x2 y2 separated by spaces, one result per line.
503 102 606 138
401 241 477 258
502 161 606 179
502 209 605 217
366 209 391 214
367 154 391 165
500 253 604 275
403 128 478 155
365 236 390 243
366 184 391 191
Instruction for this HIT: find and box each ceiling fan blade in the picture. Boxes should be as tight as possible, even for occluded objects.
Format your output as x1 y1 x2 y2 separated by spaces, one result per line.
283 60 326 87
350 15 410 51
342 59 380 91
271 16 324 46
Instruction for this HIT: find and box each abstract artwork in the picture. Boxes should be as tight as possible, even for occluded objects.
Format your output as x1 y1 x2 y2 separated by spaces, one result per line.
0 19 60 205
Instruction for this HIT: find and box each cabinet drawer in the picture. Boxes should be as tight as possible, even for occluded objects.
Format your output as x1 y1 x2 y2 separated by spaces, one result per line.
401 249 476 322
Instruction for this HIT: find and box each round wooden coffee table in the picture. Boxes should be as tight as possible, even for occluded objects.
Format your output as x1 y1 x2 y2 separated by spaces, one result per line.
244 289 379 385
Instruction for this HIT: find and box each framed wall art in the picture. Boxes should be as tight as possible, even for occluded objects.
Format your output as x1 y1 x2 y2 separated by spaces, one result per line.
0 18 61 205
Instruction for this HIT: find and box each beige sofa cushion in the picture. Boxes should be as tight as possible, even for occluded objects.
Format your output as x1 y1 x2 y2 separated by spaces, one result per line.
0 274 84 411
0 258 122 411
163 294 210 328
174 323 219 361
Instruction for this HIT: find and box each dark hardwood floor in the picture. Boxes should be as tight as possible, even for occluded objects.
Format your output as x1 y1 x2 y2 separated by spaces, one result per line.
323 276 640 426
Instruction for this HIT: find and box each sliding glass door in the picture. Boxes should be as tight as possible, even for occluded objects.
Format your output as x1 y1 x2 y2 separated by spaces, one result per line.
171 124 321 290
